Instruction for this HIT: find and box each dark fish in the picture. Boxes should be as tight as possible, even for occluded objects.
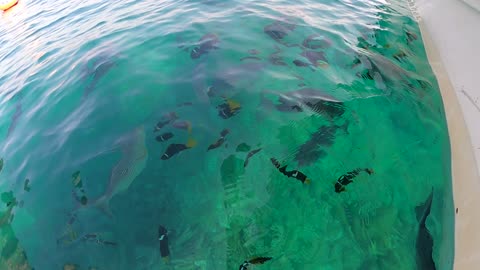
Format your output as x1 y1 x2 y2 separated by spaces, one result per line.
23 179 31 192
244 148 262 167
220 129 229 137
239 257 272 270
393 51 408 62
155 112 178 132
264 21 297 47
83 58 116 98
415 189 436 270
406 30 418 44
236 143 251 152
156 132 174 142
271 158 311 184
269 53 287 66
172 121 192 133
191 33 220 59
240 56 262 61
7 101 22 138
248 49 260 55
293 59 311 67
207 129 229 151
217 99 241 119
270 88 344 117
161 138 196 160
301 50 328 67
248 257 272 264
159 225 170 261
304 99 345 118
334 168 373 193
215 62 266 88
295 123 348 166
161 144 188 160
298 83 306 87
0 158 3 173
302 34 331 49
356 50 429 94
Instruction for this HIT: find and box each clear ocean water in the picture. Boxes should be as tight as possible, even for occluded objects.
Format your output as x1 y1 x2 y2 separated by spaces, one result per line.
0 0 454 269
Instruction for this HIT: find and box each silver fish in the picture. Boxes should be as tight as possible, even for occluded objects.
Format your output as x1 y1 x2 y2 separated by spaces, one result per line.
89 126 148 217
7 101 22 138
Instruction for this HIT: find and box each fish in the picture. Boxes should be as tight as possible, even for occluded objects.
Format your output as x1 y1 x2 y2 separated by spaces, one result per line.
83 57 117 99
23 179 31 192
271 158 311 184
191 33 220 59
236 143 251 153
239 257 272 270
161 138 197 160
154 112 178 132
301 50 328 67
172 120 192 134
244 148 262 167
264 21 297 47
248 257 272 264
6 101 22 138
218 99 241 119
248 49 260 55
393 51 408 62
334 168 374 193
88 127 148 217
240 56 262 61
302 34 332 49
295 123 348 166
159 225 170 263
207 129 229 151
415 189 437 270
268 88 344 117
156 132 174 142
293 59 311 67
214 62 266 88
0 158 3 174
406 30 418 44
356 49 430 93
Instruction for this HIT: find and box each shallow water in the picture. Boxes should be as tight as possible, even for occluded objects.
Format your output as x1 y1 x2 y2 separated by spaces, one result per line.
0 0 454 269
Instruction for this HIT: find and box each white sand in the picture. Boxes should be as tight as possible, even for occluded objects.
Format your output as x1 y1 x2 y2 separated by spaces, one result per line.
412 0 480 268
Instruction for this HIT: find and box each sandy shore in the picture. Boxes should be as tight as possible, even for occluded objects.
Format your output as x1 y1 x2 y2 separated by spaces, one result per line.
414 2 480 269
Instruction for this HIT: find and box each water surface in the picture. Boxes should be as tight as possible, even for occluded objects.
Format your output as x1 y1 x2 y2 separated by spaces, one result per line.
0 0 453 269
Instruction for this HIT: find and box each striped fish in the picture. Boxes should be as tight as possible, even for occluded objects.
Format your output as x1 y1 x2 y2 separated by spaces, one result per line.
89 126 148 217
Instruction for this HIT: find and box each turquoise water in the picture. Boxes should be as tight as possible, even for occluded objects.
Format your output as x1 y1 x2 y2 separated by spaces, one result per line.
0 0 454 269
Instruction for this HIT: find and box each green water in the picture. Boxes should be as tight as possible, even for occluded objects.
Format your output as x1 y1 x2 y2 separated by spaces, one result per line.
0 0 453 269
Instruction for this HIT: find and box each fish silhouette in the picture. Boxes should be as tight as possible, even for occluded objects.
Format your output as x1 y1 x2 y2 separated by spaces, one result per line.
415 189 437 270
191 33 220 59
89 126 148 217
6 101 22 138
